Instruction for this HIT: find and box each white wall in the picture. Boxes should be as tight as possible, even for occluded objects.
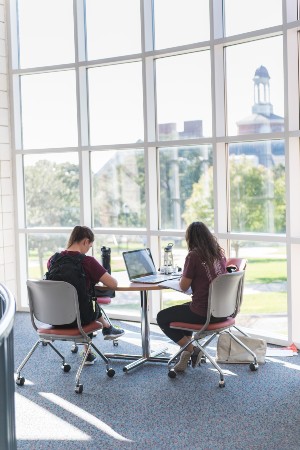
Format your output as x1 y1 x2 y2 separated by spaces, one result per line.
0 0 17 296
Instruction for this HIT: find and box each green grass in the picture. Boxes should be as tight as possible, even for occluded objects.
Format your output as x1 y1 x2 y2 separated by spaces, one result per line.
163 292 287 314
245 258 286 283
241 292 286 314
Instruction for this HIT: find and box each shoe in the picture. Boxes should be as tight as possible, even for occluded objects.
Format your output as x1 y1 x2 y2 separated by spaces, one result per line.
84 352 97 365
191 346 203 368
173 350 192 373
102 325 125 340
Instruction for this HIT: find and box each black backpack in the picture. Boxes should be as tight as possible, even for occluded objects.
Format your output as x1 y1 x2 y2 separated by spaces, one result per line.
44 252 99 326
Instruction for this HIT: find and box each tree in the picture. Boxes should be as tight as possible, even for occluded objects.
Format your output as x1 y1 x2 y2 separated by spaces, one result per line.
92 150 146 228
230 156 271 233
273 163 286 233
183 156 286 255
25 160 80 227
25 159 80 277
160 146 212 228
182 166 214 227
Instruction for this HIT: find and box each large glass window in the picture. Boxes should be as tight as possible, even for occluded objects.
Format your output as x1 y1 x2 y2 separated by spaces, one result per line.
21 71 78 149
229 140 286 234
91 149 146 228
156 52 212 140
85 0 141 59
224 0 282 36
24 153 80 227
226 36 284 136
88 63 144 145
10 0 299 343
18 0 75 68
154 0 210 49
159 145 213 229
231 241 287 337
27 233 69 281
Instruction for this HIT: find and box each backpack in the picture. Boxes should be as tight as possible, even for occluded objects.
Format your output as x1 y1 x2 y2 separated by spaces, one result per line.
44 252 99 326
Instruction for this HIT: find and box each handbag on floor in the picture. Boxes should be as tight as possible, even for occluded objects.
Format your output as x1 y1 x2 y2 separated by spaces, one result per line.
216 333 267 364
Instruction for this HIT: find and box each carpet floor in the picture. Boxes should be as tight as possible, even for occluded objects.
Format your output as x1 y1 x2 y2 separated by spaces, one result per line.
13 312 300 450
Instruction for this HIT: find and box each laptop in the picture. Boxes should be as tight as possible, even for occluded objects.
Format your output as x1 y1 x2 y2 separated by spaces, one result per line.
122 248 180 284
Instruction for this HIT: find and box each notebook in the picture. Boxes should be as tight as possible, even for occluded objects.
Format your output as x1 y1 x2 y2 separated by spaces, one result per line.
122 248 180 284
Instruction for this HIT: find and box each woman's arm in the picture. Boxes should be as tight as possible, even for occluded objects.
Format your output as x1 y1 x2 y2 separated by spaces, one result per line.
99 272 118 289
179 275 192 292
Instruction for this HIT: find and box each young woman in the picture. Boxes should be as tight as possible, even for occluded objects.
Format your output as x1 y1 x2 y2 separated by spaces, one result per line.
156 221 227 372
47 225 124 365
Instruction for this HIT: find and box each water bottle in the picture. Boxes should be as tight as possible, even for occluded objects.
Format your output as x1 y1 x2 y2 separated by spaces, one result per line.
100 246 115 298
101 246 111 274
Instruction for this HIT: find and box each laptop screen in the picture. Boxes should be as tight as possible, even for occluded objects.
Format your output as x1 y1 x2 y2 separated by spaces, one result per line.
122 248 156 279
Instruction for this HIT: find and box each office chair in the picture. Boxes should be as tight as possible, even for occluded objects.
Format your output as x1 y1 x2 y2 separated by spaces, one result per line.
226 257 249 336
16 280 115 394
167 270 258 387
226 257 247 271
70 296 119 353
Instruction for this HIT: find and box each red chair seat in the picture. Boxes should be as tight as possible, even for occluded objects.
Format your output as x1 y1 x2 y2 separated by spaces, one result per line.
96 297 111 305
170 317 235 331
37 320 103 337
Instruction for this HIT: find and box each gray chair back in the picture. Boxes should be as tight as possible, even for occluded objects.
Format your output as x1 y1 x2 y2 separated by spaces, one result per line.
26 280 79 326
208 271 245 319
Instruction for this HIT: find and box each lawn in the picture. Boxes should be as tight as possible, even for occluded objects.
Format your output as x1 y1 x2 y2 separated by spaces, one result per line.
163 257 287 314
244 258 286 283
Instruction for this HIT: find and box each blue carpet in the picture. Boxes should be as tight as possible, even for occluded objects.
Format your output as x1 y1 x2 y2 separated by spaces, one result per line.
14 312 300 450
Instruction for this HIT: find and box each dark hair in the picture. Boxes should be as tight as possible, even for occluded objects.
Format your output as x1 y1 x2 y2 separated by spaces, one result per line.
67 226 94 248
185 221 224 265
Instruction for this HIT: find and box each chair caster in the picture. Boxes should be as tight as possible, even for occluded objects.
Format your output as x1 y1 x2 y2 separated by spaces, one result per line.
107 368 115 378
75 384 83 394
71 344 78 353
16 376 25 386
62 363 71 372
249 362 259 371
219 380 225 388
42 341 47 347
168 369 177 379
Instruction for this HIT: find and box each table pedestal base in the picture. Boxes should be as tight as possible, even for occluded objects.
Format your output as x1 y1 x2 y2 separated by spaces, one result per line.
104 346 170 372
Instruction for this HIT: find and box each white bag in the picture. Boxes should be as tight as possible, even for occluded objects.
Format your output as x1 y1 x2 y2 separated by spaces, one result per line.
216 333 267 364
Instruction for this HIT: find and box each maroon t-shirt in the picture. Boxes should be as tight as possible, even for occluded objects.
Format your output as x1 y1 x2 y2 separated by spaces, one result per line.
183 250 227 317
47 250 107 290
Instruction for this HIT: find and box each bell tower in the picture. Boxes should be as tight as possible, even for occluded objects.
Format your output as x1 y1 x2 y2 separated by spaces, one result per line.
252 65 273 116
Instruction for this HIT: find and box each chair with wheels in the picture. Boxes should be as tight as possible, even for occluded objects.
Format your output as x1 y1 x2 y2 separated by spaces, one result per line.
16 280 115 394
226 257 249 336
167 270 258 387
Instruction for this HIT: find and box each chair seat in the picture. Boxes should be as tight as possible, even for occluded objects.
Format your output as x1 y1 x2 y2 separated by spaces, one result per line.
96 296 111 305
37 320 103 337
170 317 235 332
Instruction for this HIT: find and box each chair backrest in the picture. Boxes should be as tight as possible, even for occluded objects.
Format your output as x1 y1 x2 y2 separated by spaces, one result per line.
208 271 245 319
227 258 247 271
26 280 79 326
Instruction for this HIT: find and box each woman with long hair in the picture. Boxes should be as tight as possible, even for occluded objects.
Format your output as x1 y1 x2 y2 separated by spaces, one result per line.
157 221 227 372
